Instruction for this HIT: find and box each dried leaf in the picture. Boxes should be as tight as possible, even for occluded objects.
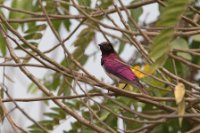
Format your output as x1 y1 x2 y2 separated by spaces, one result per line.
174 83 186 127
177 100 185 127
174 83 185 104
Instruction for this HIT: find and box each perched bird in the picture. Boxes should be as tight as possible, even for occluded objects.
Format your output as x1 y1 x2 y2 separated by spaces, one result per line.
99 42 149 95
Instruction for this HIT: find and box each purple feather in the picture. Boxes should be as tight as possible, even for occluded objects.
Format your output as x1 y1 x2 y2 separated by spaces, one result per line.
99 42 149 95
102 53 137 82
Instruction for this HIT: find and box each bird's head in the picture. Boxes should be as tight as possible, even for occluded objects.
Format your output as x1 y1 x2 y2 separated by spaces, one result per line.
98 42 115 55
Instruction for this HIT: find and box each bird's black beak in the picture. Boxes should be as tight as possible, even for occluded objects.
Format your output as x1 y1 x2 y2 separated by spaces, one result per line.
98 44 102 47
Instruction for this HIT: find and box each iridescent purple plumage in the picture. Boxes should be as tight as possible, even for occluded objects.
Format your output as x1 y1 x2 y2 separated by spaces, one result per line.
102 53 137 82
99 42 148 95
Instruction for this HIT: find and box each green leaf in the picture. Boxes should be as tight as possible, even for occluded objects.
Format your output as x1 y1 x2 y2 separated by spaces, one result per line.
28 82 38 94
149 0 192 69
99 110 110 121
118 41 126 55
39 120 54 130
66 50 89 71
44 112 60 119
171 38 192 60
51 73 60 90
57 78 71 96
28 107 67 132
164 58 190 79
24 33 43 40
9 0 33 29
44 112 61 119
51 107 66 118
157 0 191 27
150 29 173 61
53 118 60 125
0 33 6 56
78 0 91 7
46 1 57 13
15 42 38 49
82 111 90 120
60 1 71 31
0 105 4 123
104 114 117 128
74 27 95 48
191 34 200 42
74 52 88 65
52 20 62 32
29 129 44 133
130 0 143 23
151 119 191 133
97 0 112 9
64 20 71 31
64 27 92 71
24 24 47 33
190 40 200 65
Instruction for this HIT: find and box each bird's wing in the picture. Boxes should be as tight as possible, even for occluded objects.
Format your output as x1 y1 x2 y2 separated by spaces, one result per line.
103 58 149 95
103 58 137 82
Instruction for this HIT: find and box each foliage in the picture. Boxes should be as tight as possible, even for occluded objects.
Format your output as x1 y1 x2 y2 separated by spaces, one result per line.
149 0 192 70
0 0 199 133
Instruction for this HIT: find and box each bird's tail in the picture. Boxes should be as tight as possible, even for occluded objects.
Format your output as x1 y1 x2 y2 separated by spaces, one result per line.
132 80 149 95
